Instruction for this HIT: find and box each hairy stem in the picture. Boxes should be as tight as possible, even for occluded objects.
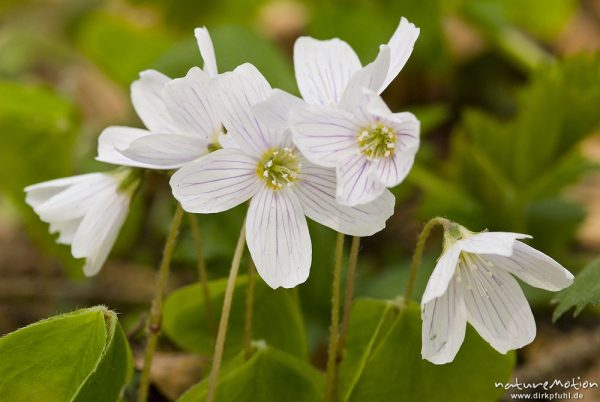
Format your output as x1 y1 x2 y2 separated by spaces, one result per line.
337 236 360 360
324 232 345 402
206 222 246 402
404 217 451 303
243 259 256 360
137 204 184 402
188 213 216 337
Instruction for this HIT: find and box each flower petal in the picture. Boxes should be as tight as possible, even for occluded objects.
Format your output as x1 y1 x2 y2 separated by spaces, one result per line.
218 132 237 149
163 67 220 138
170 148 261 213
459 232 531 257
338 45 390 111
293 36 362 106
295 161 394 236
212 63 280 155
50 218 82 245
488 241 574 291
131 70 177 133
121 133 208 169
371 154 415 188
421 277 467 364
195 27 218 77
289 105 359 168
96 126 159 168
24 174 98 209
363 89 394 116
461 262 536 354
371 109 420 139
32 174 116 222
246 187 312 289
72 190 131 276
336 154 386 206
382 17 420 90
421 244 461 305
253 89 305 130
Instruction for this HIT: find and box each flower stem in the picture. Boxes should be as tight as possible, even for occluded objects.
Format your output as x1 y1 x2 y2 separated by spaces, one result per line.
243 259 256 360
187 213 216 337
404 217 451 303
206 221 246 402
137 203 184 402
337 236 360 361
324 232 345 402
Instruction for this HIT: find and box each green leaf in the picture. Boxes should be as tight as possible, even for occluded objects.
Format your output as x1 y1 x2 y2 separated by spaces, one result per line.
526 198 585 259
71 309 134 402
553 259 600 321
419 54 600 253
77 12 173 86
163 275 307 359
359 254 439 302
500 0 576 39
0 81 77 196
411 103 449 136
461 0 576 39
0 306 132 402
307 0 448 73
407 164 484 225
340 299 515 402
178 346 323 402
338 299 398 400
460 55 600 188
0 80 83 276
512 55 600 184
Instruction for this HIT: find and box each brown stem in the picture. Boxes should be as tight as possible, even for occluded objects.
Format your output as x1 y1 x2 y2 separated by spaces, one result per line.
206 221 246 402
324 232 345 402
337 236 360 361
137 204 184 402
188 213 216 337
404 217 451 303
243 259 256 360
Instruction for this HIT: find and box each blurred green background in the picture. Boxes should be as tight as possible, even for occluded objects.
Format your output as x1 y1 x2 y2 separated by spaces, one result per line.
0 0 599 400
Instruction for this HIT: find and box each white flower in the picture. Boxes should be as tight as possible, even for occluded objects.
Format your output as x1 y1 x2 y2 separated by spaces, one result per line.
257 18 420 206
293 17 419 107
421 227 574 365
25 168 138 276
170 64 395 289
289 89 419 206
97 27 223 169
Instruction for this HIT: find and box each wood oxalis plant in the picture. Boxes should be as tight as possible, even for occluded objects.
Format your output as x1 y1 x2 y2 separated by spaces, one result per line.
4 16 580 402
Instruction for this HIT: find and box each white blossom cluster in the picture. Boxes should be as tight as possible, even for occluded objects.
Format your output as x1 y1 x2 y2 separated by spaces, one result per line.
25 21 573 364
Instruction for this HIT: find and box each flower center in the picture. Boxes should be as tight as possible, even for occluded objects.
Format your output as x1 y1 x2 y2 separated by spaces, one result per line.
356 122 397 160
257 147 301 190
